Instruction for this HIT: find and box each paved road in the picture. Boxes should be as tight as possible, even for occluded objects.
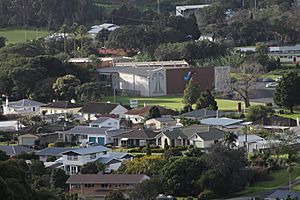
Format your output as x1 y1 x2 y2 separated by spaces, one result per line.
250 82 276 105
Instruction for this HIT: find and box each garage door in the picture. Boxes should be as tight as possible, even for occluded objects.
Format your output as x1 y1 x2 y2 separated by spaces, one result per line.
97 137 105 145
194 141 203 148
89 137 96 143
22 138 35 146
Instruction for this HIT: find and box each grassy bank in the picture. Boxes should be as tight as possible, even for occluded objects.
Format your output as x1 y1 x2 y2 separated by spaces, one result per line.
0 28 49 44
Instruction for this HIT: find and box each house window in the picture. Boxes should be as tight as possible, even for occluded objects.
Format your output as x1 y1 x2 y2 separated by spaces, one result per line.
91 125 98 128
33 107 36 111
84 184 95 188
71 184 80 189
90 153 96 159
108 123 112 125
101 184 108 188
67 155 78 161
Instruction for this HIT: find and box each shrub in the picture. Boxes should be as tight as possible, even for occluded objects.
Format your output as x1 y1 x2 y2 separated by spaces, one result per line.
198 190 217 200
246 167 272 185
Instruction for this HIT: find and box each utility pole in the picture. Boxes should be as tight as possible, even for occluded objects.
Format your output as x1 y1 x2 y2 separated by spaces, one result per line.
254 0 257 9
157 0 160 15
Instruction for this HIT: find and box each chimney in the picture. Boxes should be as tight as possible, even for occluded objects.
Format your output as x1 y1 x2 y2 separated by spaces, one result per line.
216 110 219 118
5 96 8 107
204 108 207 117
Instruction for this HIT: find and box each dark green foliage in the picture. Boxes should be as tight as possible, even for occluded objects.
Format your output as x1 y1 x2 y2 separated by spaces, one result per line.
185 148 203 157
246 105 274 121
0 36 6 48
196 89 218 111
52 75 81 101
105 190 126 200
50 169 69 190
146 106 161 119
80 162 106 174
183 79 201 107
274 72 300 113
76 82 108 103
164 148 183 159
132 178 164 200
15 152 38 160
0 150 9 161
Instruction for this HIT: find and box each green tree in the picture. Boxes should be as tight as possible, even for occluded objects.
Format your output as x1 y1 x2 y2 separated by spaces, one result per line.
274 72 300 113
71 23 79 52
147 106 161 119
76 82 107 103
164 148 183 159
0 177 13 200
50 168 69 190
53 75 81 100
76 25 87 57
0 36 6 48
132 178 164 200
80 162 105 174
246 105 274 121
223 132 238 149
196 89 218 110
0 150 9 161
183 79 201 107
105 190 126 200
59 24 68 53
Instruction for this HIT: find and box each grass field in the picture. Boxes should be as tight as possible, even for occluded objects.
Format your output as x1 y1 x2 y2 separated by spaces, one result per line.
279 112 300 120
102 95 260 111
0 28 49 44
238 165 300 195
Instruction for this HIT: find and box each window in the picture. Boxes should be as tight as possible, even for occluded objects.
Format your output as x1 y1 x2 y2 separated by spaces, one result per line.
108 123 112 125
71 184 80 189
91 125 98 128
84 184 95 188
101 184 108 188
67 155 78 161
32 107 36 111
90 153 96 159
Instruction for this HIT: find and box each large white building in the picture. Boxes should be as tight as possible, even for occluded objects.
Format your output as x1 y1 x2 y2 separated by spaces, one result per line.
2 98 44 115
176 4 211 17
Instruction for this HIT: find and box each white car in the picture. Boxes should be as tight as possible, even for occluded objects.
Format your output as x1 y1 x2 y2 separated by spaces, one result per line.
266 82 278 88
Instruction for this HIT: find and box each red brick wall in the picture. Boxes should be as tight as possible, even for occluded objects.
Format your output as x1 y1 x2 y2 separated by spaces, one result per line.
166 67 215 94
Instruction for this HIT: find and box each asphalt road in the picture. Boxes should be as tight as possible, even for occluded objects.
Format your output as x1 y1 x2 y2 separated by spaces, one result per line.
250 82 276 105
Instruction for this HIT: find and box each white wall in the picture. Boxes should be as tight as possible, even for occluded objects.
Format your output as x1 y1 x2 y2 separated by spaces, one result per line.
119 73 150 96
110 105 128 119
63 151 107 167
149 69 167 96
41 107 82 115
214 66 231 93
90 118 120 129
3 105 42 115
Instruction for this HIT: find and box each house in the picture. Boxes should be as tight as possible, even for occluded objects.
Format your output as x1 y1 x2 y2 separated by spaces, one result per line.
2 98 44 115
62 145 110 174
40 101 82 115
200 117 250 130
125 105 176 124
237 134 267 153
265 190 300 200
155 129 189 148
176 4 211 17
145 117 177 130
68 57 114 68
181 108 227 120
17 134 39 146
88 23 120 39
80 102 129 120
66 174 149 199
98 65 230 96
36 147 75 162
90 117 120 129
58 126 112 145
0 120 24 132
0 145 35 157
112 129 158 147
252 115 298 131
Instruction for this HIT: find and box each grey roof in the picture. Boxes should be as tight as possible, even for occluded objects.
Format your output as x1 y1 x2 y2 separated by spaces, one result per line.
113 129 158 140
41 101 82 109
91 117 116 124
266 190 300 200
5 99 44 107
62 145 111 155
149 117 175 122
80 102 124 114
63 126 109 135
97 157 122 165
108 152 134 159
200 117 243 126
106 129 130 137
181 109 226 119
0 145 35 156
98 66 164 77
36 147 75 156
161 129 188 140
181 124 210 138
195 128 225 141
66 174 149 184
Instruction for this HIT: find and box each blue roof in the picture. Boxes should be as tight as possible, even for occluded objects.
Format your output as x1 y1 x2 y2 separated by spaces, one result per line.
266 190 300 199
200 117 243 126
62 145 111 155
36 147 75 156
108 152 134 159
0 145 35 156
97 157 122 165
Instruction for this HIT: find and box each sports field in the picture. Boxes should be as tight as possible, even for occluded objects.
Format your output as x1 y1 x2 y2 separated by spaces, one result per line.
0 28 49 44
102 95 261 111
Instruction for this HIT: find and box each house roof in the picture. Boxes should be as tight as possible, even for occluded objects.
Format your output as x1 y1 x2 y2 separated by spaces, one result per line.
161 129 188 140
41 101 82 109
0 145 35 156
195 128 225 141
266 190 300 200
4 99 44 107
106 129 130 137
125 106 176 116
36 147 75 156
80 102 124 114
98 66 164 77
147 117 175 123
66 174 149 184
62 145 110 155
18 134 39 139
90 117 118 124
253 115 297 127
113 129 158 140
108 152 134 159
238 134 265 143
63 126 109 135
200 117 243 126
181 124 211 138
97 157 122 165
181 109 226 119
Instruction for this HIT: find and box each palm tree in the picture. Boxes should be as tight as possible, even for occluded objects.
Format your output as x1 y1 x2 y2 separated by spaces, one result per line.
59 24 68 53
286 149 298 191
224 132 238 149
71 23 79 53
76 25 87 57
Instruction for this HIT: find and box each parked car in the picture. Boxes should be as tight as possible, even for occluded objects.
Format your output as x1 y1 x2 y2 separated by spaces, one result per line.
266 82 278 88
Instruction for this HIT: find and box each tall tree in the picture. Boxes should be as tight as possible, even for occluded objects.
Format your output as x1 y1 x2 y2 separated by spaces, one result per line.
274 72 300 113
0 36 6 48
196 89 218 110
76 25 87 57
183 79 201 107
146 106 161 119
59 24 68 53
76 82 107 103
52 75 81 101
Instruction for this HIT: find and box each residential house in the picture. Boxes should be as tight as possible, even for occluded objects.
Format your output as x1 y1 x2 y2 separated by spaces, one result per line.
62 145 110 174
2 98 44 115
17 134 39 146
36 147 75 162
181 108 227 120
155 129 189 148
200 117 251 132
0 145 35 157
265 190 300 200
66 174 149 199
0 120 24 132
176 4 211 17
80 102 129 120
252 115 298 132
237 134 267 153
112 129 158 147
40 101 82 115
145 117 177 130
59 126 112 145
90 117 120 129
125 105 176 124
88 23 120 39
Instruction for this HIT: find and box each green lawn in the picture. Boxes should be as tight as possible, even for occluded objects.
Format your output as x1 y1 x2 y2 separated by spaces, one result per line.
0 28 49 44
101 95 260 111
278 112 300 120
238 165 300 195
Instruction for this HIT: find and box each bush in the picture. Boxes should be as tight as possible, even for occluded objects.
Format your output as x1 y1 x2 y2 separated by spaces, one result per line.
198 190 217 200
246 167 272 185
